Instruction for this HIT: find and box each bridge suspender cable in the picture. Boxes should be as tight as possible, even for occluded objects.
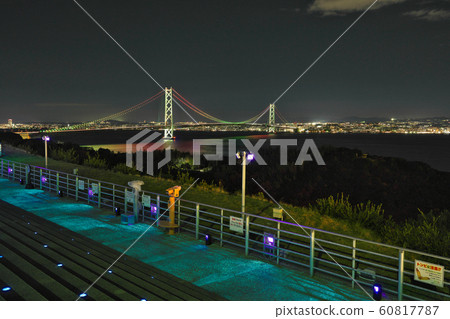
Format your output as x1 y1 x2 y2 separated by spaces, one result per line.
172 89 270 125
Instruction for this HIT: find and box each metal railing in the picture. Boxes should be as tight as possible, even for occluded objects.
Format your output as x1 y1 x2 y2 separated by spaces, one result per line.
1 158 449 301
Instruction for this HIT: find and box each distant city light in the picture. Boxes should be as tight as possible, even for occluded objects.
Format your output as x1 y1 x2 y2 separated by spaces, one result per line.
41 176 47 183
2 287 11 292
43 244 48 248
7 167 12 173
247 153 254 161
57 263 63 267
88 189 94 197
108 270 113 274
42 136 50 142
79 293 87 298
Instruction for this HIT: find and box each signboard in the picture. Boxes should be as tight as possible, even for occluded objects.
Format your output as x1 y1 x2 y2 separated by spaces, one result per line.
230 216 244 234
78 180 85 190
142 194 151 208
91 183 99 194
125 190 135 203
414 260 444 287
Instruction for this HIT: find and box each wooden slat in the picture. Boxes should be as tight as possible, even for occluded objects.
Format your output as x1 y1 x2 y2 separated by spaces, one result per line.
0 199 226 301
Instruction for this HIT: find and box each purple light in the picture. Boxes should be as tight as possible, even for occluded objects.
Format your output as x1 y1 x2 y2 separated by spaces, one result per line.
42 136 50 142
205 235 209 240
7 167 12 174
374 286 379 293
41 176 47 183
247 153 255 161
150 204 157 213
88 189 94 197
267 237 274 244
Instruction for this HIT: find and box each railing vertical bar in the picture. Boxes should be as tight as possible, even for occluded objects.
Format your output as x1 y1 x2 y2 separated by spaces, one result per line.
195 204 200 239
352 239 357 289
220 209 223 247
277 221 281 265
310 230 315 277
398 249 404 301
245 215 250 256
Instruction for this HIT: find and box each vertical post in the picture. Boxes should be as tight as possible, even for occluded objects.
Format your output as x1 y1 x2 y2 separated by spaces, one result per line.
66 174 69 196
1 159 3 177
177 199 181 227
112 184 115 212
398 249 404 301
12 163 15 180
39 168 42 189
220 209 224 247
195 203 200 239
352 239 357 288
44 138 48 168
241 151 246 218
156 195 160 226
75 176 79 201
98 182 102 208
245 215 250 256
310 230 315 277
277 221 281 265
124 188 127 214
56 172 59 193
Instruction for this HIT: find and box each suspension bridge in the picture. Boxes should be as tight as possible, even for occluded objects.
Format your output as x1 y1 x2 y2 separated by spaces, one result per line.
35 88 291 139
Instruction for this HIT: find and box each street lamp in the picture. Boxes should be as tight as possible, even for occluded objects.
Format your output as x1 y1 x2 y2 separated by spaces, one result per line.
236 151 254 216
42 136 50 168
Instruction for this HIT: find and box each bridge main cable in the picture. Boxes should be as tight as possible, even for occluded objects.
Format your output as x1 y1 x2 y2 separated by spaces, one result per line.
42 90 164 133
172 89 270 124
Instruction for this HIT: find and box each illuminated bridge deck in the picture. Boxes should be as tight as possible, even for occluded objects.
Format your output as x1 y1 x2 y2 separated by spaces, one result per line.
0 199 225 301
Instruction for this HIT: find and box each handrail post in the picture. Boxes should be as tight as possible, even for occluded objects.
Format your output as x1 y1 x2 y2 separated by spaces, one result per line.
352 239 357 288
112 184 115 212
177 199 181 227
220 209 224 247
39 168 42 189
156 195 160 226
277 221 281 265
75 176 79 201
56 172 60 193
195 203 200 239
98 182 101 208
310 230 315 277
398 249 404 301
245 214 250 256
12 163 15 180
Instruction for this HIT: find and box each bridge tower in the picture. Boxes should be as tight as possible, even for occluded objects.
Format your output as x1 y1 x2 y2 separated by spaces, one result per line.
164 87 174 139
268 103 275 133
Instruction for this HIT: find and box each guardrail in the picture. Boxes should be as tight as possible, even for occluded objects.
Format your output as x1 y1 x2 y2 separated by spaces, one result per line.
1 158 449 301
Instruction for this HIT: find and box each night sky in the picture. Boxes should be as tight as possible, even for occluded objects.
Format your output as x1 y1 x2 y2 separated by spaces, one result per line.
1 0 449 123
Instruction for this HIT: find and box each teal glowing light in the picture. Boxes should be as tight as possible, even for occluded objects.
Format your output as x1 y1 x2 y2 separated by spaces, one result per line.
2 287 11 292
57 263 63 267
108 270 113 274
79 293 87 298
140 298 147 301
43 244 48 248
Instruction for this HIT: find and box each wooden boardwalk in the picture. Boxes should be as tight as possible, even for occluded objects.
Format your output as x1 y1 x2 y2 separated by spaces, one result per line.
0 199 226 301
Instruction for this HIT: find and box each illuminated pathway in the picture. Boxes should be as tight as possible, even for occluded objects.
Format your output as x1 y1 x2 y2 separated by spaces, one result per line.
0 178 369 301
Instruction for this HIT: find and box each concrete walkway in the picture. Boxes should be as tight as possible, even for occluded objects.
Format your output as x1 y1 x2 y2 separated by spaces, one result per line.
0 178 369 301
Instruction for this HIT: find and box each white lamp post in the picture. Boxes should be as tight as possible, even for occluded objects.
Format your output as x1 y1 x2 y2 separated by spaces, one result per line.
42 136 50 168
236 151 254 217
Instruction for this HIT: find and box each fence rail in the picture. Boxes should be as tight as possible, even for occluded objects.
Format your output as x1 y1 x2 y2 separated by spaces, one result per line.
1 158 449 301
